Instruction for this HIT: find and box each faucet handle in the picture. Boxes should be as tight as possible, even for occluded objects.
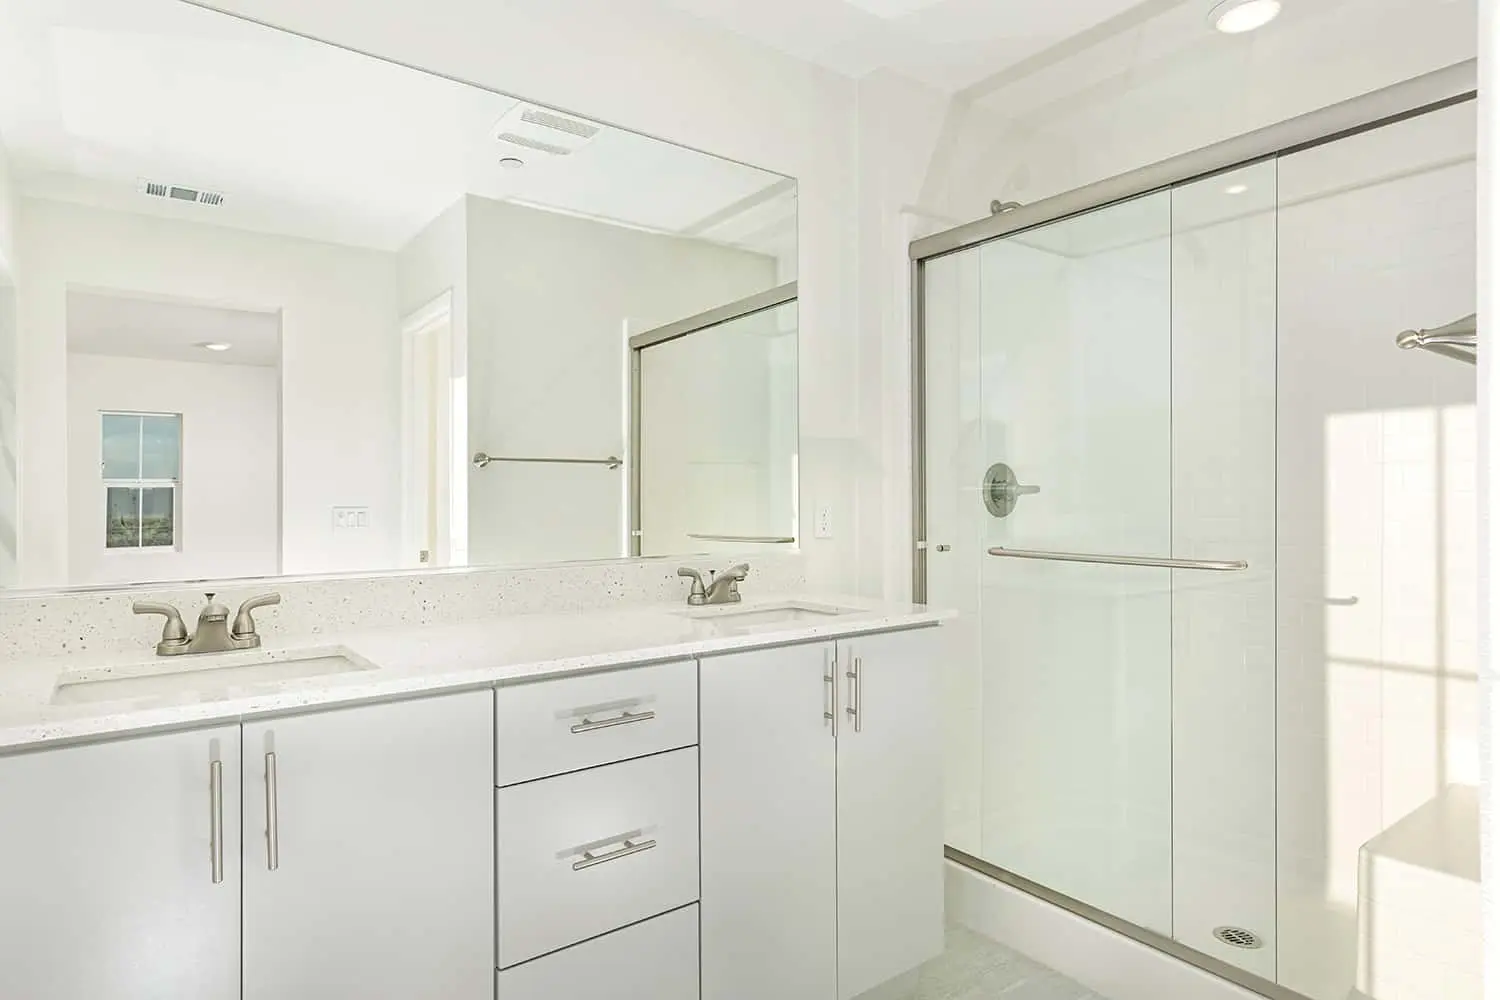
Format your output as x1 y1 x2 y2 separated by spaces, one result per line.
232 593 282 640
677 567 707 605
133 601 189 645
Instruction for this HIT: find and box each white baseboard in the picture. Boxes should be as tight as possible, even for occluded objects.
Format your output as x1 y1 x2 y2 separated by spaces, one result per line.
945 860 1269 1000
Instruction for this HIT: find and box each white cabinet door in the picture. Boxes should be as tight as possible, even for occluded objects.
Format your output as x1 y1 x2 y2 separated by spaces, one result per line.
836 629 944 1000
700 643 838 1000
0 726 242 1000
242 691 493 1000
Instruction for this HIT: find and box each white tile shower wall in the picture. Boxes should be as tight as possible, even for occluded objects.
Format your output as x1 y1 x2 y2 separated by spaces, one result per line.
975 207 1175 937
0 142 16 590
1167 162 1278 978
1275 103 1478 1000
0 554 804 663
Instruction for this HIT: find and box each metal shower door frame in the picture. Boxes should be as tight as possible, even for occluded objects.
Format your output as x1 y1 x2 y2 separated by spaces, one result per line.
908 60 1477 603
905 58 1477 1000
627 282 799 556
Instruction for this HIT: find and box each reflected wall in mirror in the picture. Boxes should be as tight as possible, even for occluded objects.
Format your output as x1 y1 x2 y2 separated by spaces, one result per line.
0 0 798 590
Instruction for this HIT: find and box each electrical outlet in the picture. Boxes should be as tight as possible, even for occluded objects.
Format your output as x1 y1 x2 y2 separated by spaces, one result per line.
815 505 833 539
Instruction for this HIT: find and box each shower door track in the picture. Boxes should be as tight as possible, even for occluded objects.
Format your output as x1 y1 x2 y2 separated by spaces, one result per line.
912 61 1479 999
948 847 1310 1000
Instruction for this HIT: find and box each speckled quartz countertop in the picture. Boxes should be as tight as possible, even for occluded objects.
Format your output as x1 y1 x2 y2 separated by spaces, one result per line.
0 594 947 752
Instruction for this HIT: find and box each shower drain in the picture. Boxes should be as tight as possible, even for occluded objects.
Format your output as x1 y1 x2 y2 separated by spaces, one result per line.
1213 926 1264 950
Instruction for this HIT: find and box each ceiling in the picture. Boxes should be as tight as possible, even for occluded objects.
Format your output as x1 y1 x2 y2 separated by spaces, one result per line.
67 290 281 367
0 0 796 255
653 0 1157 92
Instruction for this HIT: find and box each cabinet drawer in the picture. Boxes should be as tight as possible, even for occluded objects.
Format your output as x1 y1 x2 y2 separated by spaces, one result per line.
495 904 699 1000
495 660 697 786
496 748 699 967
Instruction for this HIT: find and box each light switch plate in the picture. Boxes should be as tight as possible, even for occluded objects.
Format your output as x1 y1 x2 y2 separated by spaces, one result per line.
332 506 370 530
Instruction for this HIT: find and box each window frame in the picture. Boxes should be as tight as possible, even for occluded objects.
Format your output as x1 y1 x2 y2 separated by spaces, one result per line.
100 410 182 552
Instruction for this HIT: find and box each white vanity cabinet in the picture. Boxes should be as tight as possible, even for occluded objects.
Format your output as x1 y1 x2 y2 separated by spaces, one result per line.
834 628 945 998
700 627 943 1000
241 690 493 1000
0 724 244 1000
0 615 941 1000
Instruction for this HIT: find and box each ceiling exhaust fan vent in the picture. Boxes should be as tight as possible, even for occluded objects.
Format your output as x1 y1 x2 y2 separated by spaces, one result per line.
137 179 226 207
519 108 599 140
496 133 574 157
492 103 603 156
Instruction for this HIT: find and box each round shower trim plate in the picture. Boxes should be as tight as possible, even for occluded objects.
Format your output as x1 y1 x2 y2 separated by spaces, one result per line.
1212 925 1265 950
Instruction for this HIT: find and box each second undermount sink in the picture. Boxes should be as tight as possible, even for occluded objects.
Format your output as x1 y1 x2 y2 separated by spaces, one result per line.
50 646 376 706
678 601 860 636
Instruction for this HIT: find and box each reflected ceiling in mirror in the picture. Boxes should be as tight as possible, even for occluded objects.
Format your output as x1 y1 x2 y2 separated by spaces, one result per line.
0 0 798 594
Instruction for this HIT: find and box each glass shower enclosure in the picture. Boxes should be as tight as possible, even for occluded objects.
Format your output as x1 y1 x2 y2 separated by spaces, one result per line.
915 75 1478 1000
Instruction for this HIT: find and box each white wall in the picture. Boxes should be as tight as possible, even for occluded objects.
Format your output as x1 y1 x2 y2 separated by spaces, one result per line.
461 194 775 565
66 353 279 585
16 199 401 585
397 197 469 569
0 140 17 587
908 0 1478 224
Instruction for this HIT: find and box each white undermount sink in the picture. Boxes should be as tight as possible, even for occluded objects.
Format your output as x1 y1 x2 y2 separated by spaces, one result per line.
677 601 860 636
50 646 376 706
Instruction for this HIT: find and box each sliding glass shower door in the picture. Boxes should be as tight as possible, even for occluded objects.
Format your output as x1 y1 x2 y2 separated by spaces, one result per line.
927 163 1277 970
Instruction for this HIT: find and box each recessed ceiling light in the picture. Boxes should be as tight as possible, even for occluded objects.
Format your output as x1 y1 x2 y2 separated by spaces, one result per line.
1210 0 1281 33
1225 183 1250 195
498 157 525 170
198 342 232 352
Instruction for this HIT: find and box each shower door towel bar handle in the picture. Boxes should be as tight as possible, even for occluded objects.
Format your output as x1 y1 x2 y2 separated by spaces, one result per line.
471 452 623 470
988 547 1247 571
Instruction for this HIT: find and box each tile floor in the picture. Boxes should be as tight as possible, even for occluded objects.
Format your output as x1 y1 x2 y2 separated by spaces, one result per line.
910 924 1108 1000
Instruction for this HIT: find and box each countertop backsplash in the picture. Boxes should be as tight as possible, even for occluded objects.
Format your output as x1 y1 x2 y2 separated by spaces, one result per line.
0 555 805 663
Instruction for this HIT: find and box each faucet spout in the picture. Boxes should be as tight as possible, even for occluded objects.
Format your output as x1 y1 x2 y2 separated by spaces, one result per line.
703 563 750 605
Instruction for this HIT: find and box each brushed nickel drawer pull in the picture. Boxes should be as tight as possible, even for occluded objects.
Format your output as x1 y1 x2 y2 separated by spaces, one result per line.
570 709 656 734
572 837 658 871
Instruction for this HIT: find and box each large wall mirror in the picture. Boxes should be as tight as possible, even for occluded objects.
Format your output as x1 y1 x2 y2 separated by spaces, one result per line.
0 0 798 591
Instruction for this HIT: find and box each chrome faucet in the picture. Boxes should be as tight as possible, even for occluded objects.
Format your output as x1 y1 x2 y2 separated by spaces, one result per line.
133 592 282 656
678 563 749 606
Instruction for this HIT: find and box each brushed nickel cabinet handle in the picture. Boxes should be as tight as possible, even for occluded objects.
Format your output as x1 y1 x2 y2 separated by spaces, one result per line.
570 709 656 734
209 759 224 885
265 751 280 872
572 838 658 871
824 662 837 736
845 656 863 734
